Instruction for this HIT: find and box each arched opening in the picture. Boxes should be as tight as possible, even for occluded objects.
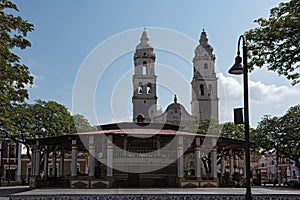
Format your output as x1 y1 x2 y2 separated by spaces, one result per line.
138 82 143 94
200 84 204 96
142 61 147 75
147 83 152 94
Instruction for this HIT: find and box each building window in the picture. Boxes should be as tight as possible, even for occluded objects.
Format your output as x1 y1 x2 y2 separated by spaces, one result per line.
8 142 16 158
147 83 152 94
138 82 143 94
142 61 147 75
200 84 204 96
204 63 208 69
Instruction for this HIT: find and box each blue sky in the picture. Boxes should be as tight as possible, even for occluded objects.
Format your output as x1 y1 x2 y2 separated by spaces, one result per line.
14 0 299 127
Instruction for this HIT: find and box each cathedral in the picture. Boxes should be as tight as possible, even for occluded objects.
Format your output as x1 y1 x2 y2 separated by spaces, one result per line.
132 29 219 126
27 29 247 189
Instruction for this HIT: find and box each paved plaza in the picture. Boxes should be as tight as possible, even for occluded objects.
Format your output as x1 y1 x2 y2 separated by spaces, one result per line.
2 186 300 200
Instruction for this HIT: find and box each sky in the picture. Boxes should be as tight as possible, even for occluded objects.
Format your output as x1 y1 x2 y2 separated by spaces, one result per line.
13 0 299 128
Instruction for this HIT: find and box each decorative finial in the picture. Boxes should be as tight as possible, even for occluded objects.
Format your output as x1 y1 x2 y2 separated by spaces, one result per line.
174 94 177 103
200 30 208 46
140 28 149 44
136 27 153 49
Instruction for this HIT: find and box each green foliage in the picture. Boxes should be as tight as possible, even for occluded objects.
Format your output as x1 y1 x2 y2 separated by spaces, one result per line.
220 122 244 140
255 104 300 169
245 0 300 85
73 114 97 133
183 119 221 135
7 100 75 157
0 0 34 103
220 172 245 187
0 0 34 137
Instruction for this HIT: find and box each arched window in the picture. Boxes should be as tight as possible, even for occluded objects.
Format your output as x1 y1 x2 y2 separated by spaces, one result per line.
138 82 143 94
200 84 204 96
142 61 147 75
147 83 152 94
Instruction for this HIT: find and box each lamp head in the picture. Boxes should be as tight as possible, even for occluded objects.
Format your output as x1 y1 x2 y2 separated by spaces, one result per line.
228 55 243 75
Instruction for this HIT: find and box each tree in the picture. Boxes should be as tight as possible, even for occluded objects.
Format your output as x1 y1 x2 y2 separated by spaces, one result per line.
220 122 244 140
9 100 75 158
0 0 34 137
245 0 300 85
73 114 97 132
255 105 300 169
183 119 221 135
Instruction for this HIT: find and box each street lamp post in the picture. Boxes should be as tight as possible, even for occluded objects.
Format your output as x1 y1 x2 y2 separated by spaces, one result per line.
8 142 11 186
0 148 3 186
228 35 252 200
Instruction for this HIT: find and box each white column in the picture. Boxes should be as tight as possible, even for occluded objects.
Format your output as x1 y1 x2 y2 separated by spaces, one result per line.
52 151 57 177
156 136 161 157
195 137 201 179
177 136 184 178
89 136 95 177
211 147 217 179
229 149 234 175
31 147 36 176
123 137 127 157
43 152 48 179
106 135 113 177
221 148 225 176
35 143 41 176
243 151 246 177
17 143 22 180
71 140 77 177
59 148 65 177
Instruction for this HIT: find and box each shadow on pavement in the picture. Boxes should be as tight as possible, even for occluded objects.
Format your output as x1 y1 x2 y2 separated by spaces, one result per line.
0 186 29 197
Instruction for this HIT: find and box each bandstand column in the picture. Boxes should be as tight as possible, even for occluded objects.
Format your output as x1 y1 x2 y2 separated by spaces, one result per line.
52 150 57 177
221 148 225 176
156 136 161 156
29 141 41 189
59 148 65 177
89 136 95 177
177 135 184 185
71 140 77 177
242 151 246 177
211 142 217 179
31 147 36 176
35 142 41 176
123 137 127 157
106 135 113 177
195 137 201 179
229 149 234 175
43 152 48 179
17 143 22 181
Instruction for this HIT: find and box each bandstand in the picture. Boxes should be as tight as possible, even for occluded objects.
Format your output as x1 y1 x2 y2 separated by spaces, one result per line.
28 122 245 189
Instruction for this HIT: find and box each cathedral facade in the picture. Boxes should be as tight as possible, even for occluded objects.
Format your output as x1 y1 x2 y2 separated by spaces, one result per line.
132 29 219 126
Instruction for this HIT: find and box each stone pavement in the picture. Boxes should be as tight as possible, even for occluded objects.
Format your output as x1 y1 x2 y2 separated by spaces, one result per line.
8 187 300 200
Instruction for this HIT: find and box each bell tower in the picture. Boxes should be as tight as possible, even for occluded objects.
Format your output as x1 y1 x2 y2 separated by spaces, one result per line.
132 29 157 122
191 30 219 122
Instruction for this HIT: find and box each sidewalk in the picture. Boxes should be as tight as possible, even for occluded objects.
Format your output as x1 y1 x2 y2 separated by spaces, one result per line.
8 187 300 200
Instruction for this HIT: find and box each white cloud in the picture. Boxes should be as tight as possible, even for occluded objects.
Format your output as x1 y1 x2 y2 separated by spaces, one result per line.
249 81 300 104
218 73 300 104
